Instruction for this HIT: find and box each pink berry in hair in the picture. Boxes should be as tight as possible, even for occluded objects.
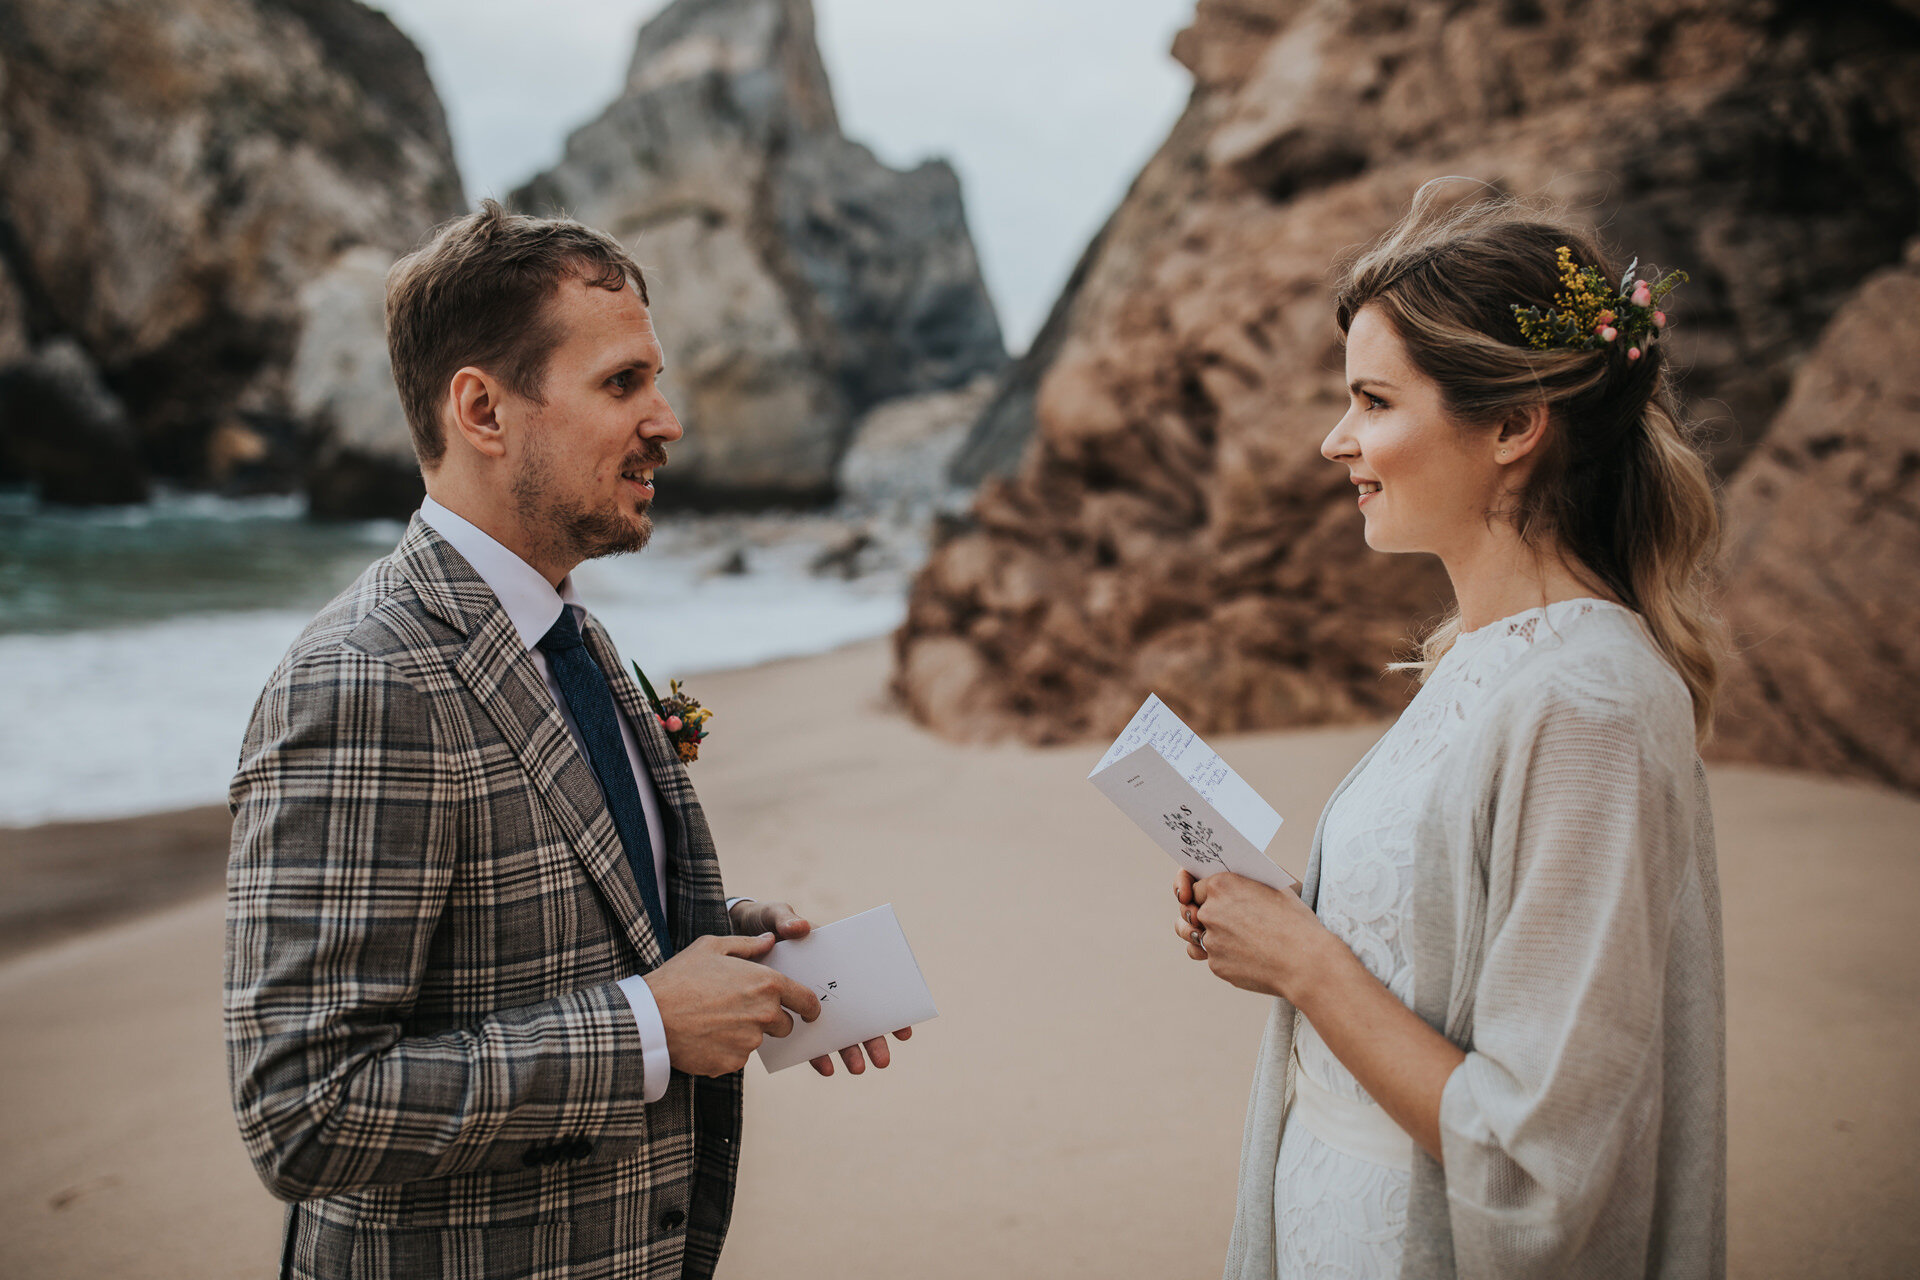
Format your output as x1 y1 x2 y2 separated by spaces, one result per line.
1600 326 1618 342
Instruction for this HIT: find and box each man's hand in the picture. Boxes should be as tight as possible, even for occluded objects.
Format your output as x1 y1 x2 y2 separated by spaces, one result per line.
644 933 822 1077
726 899 915 1078
808 1025 914 1078
728 899 812 942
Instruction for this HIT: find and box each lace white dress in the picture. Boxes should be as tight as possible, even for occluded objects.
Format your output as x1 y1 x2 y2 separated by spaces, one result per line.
1275 599 1624 1279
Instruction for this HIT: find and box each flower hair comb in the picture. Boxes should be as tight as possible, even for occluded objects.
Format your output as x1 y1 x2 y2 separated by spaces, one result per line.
1513 246 1687 362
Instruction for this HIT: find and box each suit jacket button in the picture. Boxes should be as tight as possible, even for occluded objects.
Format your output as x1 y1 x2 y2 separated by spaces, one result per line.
659 1209 686 1231
522 1145 547 1168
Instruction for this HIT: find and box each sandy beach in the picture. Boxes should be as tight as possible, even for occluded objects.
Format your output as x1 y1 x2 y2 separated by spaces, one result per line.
1 638 1914 1278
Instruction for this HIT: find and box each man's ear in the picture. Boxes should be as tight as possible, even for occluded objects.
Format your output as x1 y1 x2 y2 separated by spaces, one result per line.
1494 402 1550 467
447 367 509 460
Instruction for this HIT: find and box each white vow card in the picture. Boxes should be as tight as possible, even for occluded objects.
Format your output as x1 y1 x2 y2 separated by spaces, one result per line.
755 904 939 1073
1088 695 1298 891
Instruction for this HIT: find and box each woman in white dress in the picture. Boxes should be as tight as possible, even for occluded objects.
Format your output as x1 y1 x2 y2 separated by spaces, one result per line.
1175 190 1727 1280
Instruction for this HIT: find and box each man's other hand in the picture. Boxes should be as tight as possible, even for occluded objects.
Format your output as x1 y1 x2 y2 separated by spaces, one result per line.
725 899 915 1079
807 1025 913 1079
644 933 821 1076
728 899 811 941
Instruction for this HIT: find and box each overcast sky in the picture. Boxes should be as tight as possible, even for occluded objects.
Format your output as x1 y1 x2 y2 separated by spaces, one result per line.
372 0 1199 351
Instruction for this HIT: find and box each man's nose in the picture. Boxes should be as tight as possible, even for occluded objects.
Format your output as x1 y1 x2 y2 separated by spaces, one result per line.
642 393 684 443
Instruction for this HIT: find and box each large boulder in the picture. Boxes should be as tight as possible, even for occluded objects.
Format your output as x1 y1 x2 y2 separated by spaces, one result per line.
0 338 146 504
1712 250 1920 792
289 246 426 518
513 0 1006 506
897 0 1920 747
836 375 997 514
0 265 27 368
0 0 462 506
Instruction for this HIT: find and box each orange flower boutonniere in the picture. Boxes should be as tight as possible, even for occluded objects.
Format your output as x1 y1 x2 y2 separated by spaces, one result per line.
631 663 712 764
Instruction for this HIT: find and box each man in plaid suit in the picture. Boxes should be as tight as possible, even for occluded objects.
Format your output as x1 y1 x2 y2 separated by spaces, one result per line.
225 201 906 1279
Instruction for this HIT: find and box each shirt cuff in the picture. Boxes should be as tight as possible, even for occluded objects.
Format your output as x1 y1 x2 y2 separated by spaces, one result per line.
725 896 754 931
616 974 673 1104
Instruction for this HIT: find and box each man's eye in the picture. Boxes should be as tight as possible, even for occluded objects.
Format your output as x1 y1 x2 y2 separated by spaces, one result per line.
609 372 631 393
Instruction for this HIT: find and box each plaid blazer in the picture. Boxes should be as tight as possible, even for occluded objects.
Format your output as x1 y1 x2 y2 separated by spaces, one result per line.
225 516 741 1280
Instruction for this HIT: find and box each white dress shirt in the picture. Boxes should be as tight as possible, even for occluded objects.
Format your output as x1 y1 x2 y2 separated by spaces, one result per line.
422 496 707 1104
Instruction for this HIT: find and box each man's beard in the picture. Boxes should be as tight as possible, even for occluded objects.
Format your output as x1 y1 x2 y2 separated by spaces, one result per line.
512 440 660 566
555 493 652 562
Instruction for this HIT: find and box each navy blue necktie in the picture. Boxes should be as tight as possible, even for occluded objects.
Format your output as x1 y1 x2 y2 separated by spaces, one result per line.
537 608 674 959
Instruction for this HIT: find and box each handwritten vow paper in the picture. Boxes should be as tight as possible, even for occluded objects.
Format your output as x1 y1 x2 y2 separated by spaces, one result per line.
1088 695 1297 891
755 904 939 1073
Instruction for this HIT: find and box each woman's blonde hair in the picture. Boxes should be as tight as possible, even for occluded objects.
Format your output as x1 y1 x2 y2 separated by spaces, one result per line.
1334 183 1725 741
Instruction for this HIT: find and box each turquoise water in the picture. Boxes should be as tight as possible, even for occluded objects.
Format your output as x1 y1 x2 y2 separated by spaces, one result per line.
0 488 404 636
0 488 913 825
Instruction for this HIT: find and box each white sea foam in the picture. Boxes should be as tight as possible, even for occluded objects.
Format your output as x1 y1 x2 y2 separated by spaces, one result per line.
0 534 907 827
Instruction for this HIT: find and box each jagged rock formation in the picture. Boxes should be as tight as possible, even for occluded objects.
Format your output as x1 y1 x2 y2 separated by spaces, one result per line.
1713 247 1920 792
513 0 1006 506
898 0 1920 752
0 0 462 509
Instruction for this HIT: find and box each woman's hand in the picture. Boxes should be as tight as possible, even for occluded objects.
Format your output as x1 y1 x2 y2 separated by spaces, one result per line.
1173 869 1340 1003
1174 870 1463 1166
1173 869 1209 960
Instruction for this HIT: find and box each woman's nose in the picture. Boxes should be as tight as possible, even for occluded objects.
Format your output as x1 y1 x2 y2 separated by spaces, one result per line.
1321 411 1357 463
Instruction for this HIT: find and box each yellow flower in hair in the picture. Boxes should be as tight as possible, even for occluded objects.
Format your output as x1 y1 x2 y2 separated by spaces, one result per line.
1513 246 1687 353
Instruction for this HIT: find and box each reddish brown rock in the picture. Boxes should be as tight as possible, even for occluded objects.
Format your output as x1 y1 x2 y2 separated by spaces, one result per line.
898 0 1920 749
1711 252 1920 792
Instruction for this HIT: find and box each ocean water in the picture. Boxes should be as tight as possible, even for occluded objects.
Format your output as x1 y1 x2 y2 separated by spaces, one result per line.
0 491 911 826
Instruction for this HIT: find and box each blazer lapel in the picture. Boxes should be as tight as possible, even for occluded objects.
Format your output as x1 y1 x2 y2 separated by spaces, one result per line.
397 518 668 970
585 623 688 859
582 618 722 948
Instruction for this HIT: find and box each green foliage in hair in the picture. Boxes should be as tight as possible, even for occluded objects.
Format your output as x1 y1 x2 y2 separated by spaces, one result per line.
1512 246 1688 359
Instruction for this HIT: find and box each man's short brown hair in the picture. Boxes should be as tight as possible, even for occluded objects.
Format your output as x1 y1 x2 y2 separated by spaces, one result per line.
385 199 649 467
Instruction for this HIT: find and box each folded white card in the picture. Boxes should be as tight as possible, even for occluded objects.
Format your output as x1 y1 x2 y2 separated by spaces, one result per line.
755 904 939 1073
1088 694 1297 891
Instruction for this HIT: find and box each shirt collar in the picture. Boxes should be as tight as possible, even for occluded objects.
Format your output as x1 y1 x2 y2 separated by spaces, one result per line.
420 495 582 651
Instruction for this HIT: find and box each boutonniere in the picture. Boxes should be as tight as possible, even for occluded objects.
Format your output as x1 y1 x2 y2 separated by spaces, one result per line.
631 663 713 764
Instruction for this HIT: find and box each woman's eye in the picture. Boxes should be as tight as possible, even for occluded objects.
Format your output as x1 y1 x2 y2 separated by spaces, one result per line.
1364 393 1387 410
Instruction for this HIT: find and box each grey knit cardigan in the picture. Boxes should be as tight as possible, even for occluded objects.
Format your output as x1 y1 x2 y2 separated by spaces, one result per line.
1223 607 1727 1279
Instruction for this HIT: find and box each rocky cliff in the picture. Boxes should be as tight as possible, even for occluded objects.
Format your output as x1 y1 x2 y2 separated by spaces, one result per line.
0 0 464 510
1713 244 1920 792
512 0 1006 506
897 0 1920 755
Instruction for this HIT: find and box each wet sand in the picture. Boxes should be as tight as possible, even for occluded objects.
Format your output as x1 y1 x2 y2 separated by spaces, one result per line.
0 639 1914 1277
0 805 233 962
